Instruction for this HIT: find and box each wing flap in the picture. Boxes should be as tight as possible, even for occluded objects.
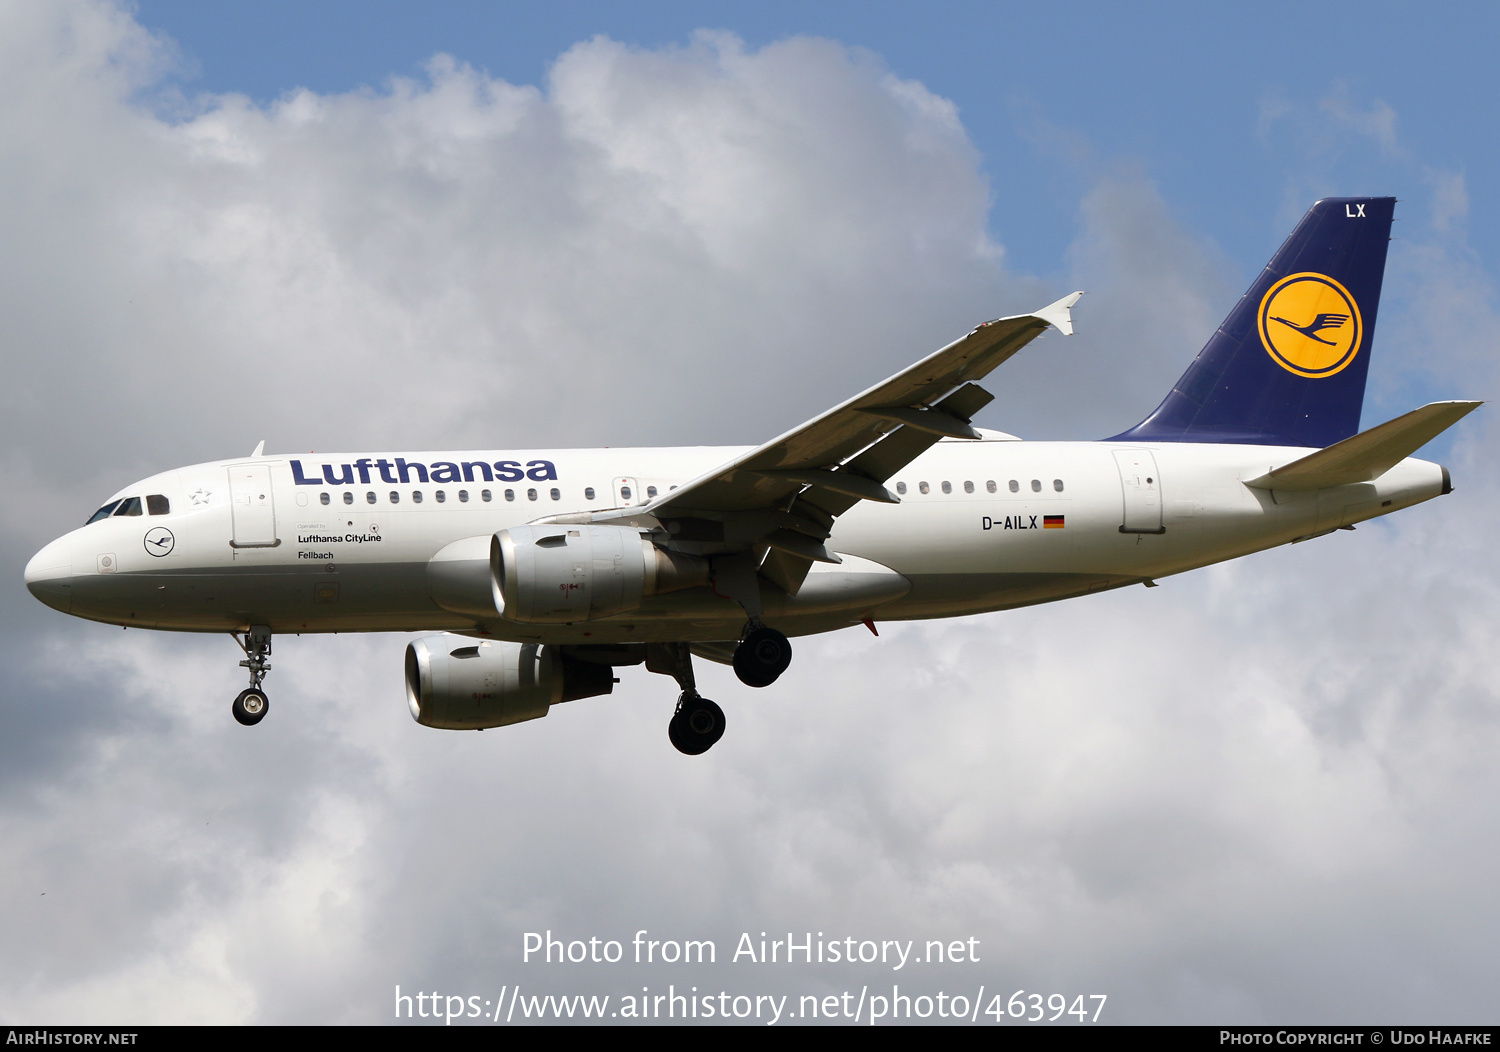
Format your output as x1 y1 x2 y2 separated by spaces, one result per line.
799 381 999 519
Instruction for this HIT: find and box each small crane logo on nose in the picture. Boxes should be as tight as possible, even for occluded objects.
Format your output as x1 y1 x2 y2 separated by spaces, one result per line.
144 527 175 557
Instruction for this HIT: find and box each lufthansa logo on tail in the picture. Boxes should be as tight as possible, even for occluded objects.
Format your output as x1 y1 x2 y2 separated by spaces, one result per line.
1258 272 1363 378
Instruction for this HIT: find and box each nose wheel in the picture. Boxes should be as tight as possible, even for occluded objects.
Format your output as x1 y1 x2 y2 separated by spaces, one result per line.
231 625 273 727
232 688 269 726
669 693 725 755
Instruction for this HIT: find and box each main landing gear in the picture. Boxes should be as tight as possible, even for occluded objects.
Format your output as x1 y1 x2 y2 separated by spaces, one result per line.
732 624 792 688
669 694 726 756
648 642 726 755
646 624 791 754
231 625 272 726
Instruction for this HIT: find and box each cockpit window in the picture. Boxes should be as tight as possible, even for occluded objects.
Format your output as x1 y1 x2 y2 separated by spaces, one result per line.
86 500 122 524
146 494 170 516
113 497 143 517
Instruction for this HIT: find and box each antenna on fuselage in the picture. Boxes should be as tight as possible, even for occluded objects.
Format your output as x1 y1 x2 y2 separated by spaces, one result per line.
250 440 265 457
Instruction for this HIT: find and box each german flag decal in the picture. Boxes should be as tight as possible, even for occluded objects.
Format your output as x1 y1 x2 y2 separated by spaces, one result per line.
1043 515 1065 529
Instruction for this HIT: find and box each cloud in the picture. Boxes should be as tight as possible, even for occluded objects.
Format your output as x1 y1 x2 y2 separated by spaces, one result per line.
1 1 1497 1025
0 10 1030 501
1425 168 1469 234
1318 89 1400 156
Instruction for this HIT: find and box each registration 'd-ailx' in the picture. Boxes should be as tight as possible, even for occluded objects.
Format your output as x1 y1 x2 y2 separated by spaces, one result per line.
25 198 1480 754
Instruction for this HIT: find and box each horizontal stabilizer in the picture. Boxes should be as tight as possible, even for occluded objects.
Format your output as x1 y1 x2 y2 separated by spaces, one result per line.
1245 400 1482 491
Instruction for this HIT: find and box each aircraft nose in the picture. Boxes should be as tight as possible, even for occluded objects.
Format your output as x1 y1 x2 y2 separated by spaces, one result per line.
25 537 73 614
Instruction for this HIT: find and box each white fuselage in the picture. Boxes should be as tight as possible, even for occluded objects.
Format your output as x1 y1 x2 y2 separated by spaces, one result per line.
24 436 1447 645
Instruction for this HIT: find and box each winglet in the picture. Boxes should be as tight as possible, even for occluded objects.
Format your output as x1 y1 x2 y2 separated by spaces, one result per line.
250 440 266 458
1033 291 1084 336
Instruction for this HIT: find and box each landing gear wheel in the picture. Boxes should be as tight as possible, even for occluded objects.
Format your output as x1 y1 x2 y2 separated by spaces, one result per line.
232 626 273 726
733 626 792 687
232 688 269 726
668 695 725 755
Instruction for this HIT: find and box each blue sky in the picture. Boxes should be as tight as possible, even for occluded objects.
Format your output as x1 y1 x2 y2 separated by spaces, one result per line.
134 0 1500 275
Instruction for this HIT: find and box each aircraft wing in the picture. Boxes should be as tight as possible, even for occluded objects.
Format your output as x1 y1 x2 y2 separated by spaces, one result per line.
617 292 1082 594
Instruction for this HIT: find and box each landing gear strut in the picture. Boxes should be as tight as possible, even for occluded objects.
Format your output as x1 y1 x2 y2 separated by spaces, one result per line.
648 642 725 755
231 625 272 726
733 624 792 688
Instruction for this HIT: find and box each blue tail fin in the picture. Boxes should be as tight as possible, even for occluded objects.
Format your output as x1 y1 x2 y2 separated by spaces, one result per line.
1111 197 1395 447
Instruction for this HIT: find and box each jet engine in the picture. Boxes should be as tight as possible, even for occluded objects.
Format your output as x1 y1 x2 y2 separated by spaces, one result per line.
492 524 708 624
404 636 614 730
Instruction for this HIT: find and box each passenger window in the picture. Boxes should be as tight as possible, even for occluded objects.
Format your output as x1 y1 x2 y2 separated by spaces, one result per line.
389 491 400 504
366 491 376 504
436 490 446 503
147 494 170 515
986 480 997 494
527 488 538 501
941 481 952 494
646 485 658 499
343 492 354 505
482 489 492 502
412 491 423 504
620 486 632 502
896 481 907 495
1054 479 1065 492
585 487 596 500
918 482 930 495
319 493 330 506
504 489 515 502
1031 479 1042 492
114 497 143 516
963 481 974 494
87 500 122 524
459 490 469 503
550 488 561 501
1008 480 1019 493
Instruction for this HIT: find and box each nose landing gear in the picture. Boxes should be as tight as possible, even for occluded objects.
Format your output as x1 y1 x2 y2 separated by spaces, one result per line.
231 625 272 726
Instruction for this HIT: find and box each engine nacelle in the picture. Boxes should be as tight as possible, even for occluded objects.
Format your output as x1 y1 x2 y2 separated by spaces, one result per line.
493 524 707 624
404 636 614 730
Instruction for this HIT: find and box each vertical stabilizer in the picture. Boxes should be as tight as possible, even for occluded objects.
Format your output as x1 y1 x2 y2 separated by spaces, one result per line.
1111 197 1395 447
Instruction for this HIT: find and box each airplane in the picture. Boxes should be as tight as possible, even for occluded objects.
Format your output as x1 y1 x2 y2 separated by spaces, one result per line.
24 197 1481 755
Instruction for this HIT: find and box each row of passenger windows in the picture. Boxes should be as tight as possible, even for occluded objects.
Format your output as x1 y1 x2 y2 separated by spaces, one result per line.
315 483 676 506
895 479 1065 496
319 487 564 506
86 494 170 524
